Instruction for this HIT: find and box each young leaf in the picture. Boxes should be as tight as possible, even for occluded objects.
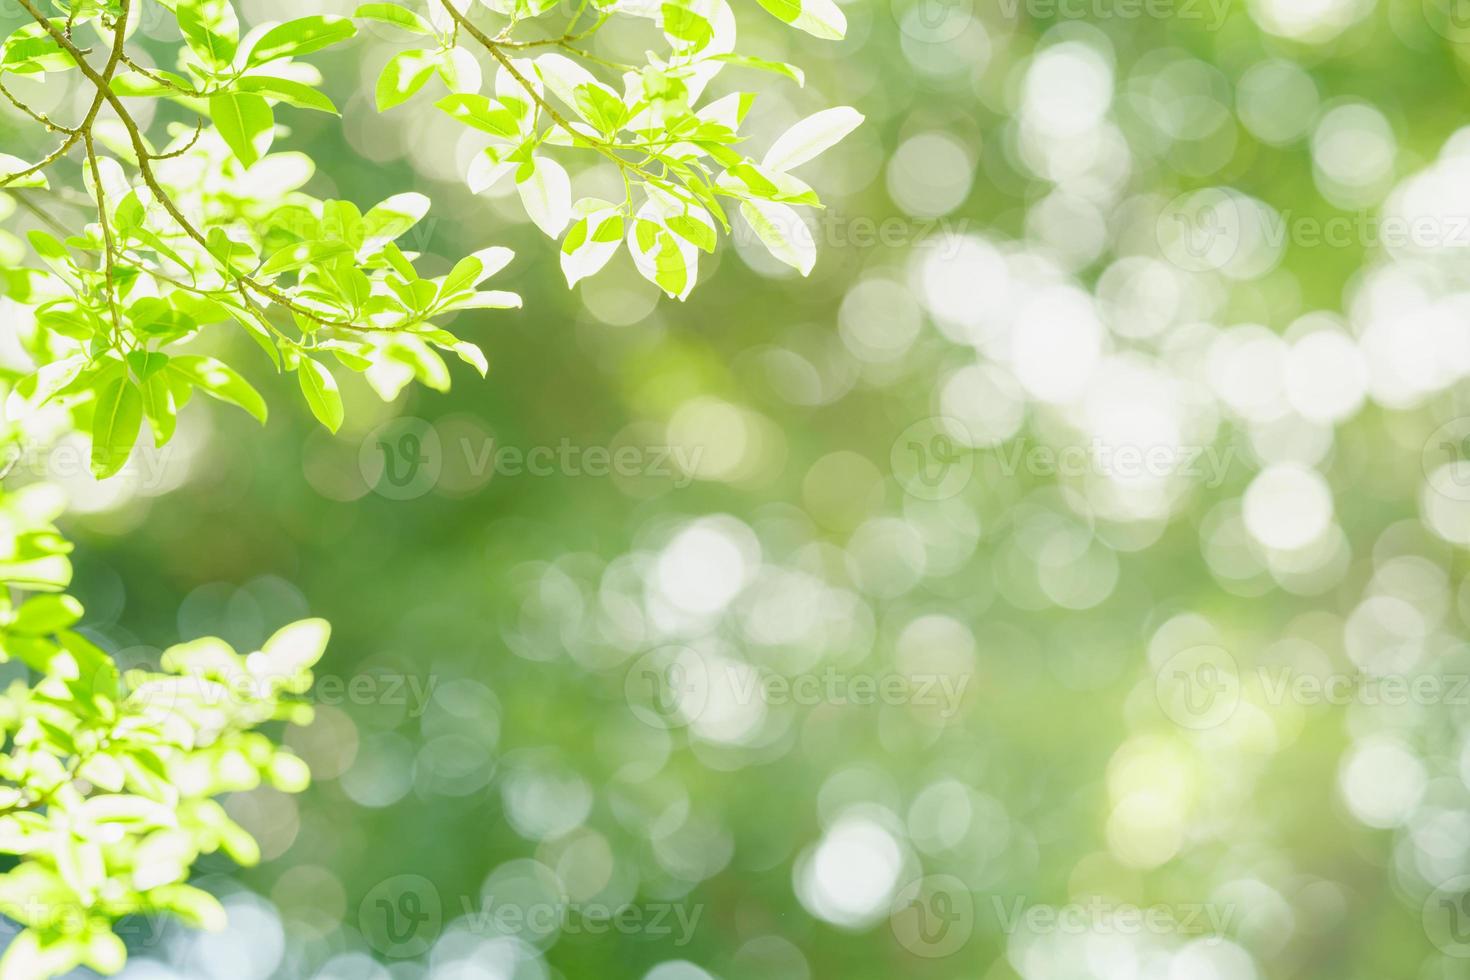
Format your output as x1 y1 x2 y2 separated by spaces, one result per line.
361 192 432 255
297 359 344 433
167 356 268 424
762 106 864 173
709 54 804 87
755 0 847 39
177 0 241 67
236 76 340 114
355 3 435 34
91 377 144 479
376 49 438 111
256 618 331 676
435 94 521 138
740 199 815 275
210 93 275 168
246 16 357 67
516 157 571 237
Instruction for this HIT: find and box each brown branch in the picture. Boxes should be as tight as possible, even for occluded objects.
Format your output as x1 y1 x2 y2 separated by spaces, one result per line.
15 0 378 335
84 132 125 346
0 77 78 134
2 1 131 188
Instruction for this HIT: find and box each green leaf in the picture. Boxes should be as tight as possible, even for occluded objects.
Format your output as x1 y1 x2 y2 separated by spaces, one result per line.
258 618 331 676
435 94 522 138
361 192 431 255
9 594 84 635
441 245 513 297
515 156 571 237
710 54 805 87
124 350 167 382
762 106 863 172
236 76 340 114
755 0 846 38
376 49 438 111
141 372 179 447
572 83 625 134
145 885 227 931
668 214 716 253
210 92 275 168
177 0 241 67
662 3 713 50
0 927 85 980
355 3 435 33
740 199 815 275
451 341 488 376
81 929 125 976
91 377 143 478
297 359 343 433
166 355 268 424
247 16 357 67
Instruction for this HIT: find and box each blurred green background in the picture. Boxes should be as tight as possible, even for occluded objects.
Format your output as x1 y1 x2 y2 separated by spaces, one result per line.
10 0 1470 976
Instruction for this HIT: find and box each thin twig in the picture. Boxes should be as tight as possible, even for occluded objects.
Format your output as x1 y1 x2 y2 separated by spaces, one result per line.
84 132 125 347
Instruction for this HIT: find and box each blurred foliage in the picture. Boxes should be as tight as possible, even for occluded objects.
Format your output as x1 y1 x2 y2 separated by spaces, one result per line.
5 0 1470 979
